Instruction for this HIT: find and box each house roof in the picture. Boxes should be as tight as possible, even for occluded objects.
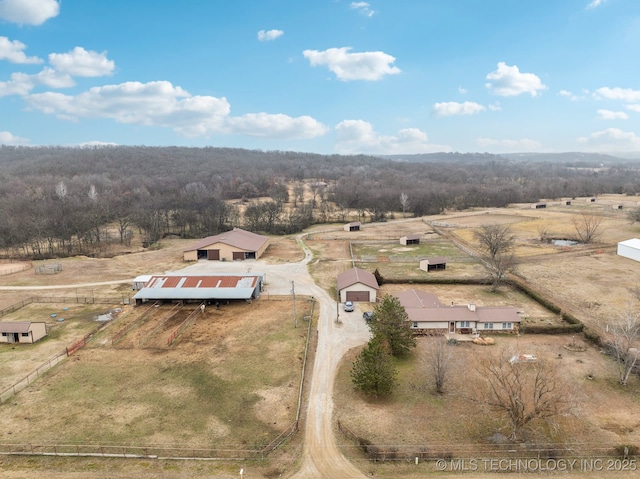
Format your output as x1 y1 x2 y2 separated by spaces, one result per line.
133 274 263 301
0 321 43 333
619 238 640 249
397 289 521 324
184 228 268 253
421 256 448 265
337 267 379 291
345 221 361 227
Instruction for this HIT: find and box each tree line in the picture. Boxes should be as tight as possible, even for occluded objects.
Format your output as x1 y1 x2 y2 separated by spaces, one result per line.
1 145 640 258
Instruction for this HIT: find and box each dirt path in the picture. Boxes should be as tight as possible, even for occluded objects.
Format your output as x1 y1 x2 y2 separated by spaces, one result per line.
288 236 371 479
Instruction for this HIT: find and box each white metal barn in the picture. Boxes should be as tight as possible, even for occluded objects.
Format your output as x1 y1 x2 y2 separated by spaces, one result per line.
617 238 640 263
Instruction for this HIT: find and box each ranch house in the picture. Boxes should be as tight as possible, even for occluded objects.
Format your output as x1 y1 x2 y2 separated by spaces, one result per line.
337 267 379 302
183 228 269 262
0 321 47 344
396 289 521 335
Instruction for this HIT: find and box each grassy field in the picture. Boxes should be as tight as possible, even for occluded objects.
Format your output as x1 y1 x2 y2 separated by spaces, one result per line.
0 299 308 452
334 333 640 471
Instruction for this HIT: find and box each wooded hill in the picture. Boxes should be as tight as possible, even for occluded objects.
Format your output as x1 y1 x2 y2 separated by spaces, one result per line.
1 145 639 259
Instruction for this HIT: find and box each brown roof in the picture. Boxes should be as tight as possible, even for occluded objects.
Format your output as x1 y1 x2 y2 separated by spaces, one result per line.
397 289 521 324
421 256 448 265
0 321 42 333
346 221 362 227
402 234 421 240
337 267 379 291
185 228 268 252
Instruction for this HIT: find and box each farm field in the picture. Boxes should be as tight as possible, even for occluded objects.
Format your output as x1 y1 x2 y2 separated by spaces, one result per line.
0 299 307 452
0 194 640 478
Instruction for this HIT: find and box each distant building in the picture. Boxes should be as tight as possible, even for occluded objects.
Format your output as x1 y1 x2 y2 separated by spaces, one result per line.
617 238 640 263
420 257 448 272
343 222 361 232
183 228 269 262
400 234 420 245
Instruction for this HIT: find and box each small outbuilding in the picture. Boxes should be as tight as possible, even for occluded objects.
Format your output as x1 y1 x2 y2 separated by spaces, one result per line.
0 322 47 344
344 222 361 232
613 204 624 210
183 228 269 262
617 238 640 263
420 256 448 272
337 267 379 302
400 234 420 245
532 202 547 209
588 197 596 203
565 200 572 206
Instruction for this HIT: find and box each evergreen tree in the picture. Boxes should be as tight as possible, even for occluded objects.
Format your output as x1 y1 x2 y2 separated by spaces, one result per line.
350 337 397 397
370 294 416 357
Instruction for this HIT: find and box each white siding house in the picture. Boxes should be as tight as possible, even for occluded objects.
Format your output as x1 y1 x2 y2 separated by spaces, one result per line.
618 238 640 263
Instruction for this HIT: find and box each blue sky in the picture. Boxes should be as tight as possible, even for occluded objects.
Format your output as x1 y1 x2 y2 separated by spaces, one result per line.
1 0 640 155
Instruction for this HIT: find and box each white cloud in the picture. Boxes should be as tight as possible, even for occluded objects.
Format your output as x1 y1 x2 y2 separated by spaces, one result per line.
303 47 400 81
586 0 607 9
593 87 640 102
485 62 547 97
433 101 485 117
350 2 375 17
476 137 542 152
0 130 29 145
626 104 640 113
34 67 74 88
458 86 468 95
597 109 629 120
488 102 501 111
0 37 42 64
578 128 640 150
0 0 59 25
257 29 284 42
24 80 326 140
334 119 450 154
48 47 115 77
0 72 34 97
225 113 327 139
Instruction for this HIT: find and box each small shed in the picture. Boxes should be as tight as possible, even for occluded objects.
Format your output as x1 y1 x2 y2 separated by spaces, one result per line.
532 202 547 209
344 222 361 232
400 234 420 245
565 200 572 206
420 257 448 272
618 238 640 263
588 197 596 203
132 275 153 291
0 322 47 344
337 267 379 302
613 204 624 210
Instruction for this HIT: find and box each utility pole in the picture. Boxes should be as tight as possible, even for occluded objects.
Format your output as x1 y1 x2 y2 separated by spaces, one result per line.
291 281 297 328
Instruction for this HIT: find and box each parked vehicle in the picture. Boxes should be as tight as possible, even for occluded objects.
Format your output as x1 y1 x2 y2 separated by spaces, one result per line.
344 301 354 312
363 311 375 321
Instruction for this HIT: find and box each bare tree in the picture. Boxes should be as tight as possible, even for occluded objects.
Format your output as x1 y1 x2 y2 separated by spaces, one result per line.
572 212 603 243
475 349 572 441
473 224 517 292
474 224 515 259
627 207 640 224
605 302 640 386
426 338 453 394
399 192 410 218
